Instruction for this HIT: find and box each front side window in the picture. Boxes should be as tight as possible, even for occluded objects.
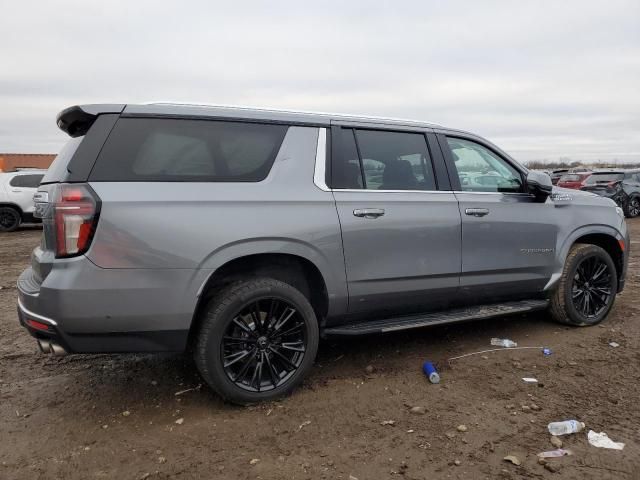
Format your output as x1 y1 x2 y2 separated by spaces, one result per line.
90 118 288 182
446 138 523 193
331 128 437 191
9 174 44 188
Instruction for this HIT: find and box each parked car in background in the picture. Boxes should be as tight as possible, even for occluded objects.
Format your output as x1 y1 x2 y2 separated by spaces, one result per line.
557 172 592 190
581 169 640 218
0 169 46 231
550 169 569 185
18 103 629 404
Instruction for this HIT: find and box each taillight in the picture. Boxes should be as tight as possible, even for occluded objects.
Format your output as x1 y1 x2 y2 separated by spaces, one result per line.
53 184 100 258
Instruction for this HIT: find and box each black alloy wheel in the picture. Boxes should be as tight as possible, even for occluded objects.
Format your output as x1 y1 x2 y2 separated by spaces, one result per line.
571 255 614 319
194 278 319 404
549 243 617 326
221 298 307 392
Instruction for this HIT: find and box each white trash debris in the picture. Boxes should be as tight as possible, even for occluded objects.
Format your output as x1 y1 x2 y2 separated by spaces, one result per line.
522 377 538 383
503 455 521 466
491 338 518 348
587 430 625 450
548 420 585 436
537 449 573 458
609 342 620 348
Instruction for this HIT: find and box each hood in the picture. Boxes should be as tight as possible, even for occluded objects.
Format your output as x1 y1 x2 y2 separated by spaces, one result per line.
551 186 617 207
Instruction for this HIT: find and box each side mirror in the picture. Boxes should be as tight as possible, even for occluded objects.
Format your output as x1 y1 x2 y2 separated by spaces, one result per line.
526 170 553 201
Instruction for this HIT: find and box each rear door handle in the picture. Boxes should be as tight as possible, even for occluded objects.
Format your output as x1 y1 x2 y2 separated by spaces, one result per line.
465 208 489 217
353 208 385 219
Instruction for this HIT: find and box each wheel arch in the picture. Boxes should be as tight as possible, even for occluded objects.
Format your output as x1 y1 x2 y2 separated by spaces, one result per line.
558 226 625 287
0 202 23 214
188 245 339 346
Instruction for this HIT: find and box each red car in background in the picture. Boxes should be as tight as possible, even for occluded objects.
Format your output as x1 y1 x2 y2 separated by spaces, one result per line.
557 172 592 189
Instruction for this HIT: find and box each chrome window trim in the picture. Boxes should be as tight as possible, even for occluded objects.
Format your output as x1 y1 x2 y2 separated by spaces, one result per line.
18 298 58 326
313 128 330 191
453 191 533 197
312 128 530 196
332 188 454 194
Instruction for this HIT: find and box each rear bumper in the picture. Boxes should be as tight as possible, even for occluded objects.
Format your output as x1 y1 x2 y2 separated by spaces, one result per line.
16 261 205 353
17 298 187 353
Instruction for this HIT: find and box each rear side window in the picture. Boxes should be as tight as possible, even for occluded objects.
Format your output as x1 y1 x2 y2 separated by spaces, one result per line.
332 129 364 189
9 174 44 188
90 118 288 182
331 128 436 191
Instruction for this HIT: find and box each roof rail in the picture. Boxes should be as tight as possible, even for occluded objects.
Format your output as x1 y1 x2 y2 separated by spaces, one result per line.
142 101 442 127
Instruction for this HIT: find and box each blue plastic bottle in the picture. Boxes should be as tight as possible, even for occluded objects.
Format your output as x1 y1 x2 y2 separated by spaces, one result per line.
422 361 440 384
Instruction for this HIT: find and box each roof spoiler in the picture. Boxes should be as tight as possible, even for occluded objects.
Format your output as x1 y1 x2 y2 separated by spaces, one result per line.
56 104 125 137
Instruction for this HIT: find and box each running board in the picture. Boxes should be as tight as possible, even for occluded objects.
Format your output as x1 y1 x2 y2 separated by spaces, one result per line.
323 299 549 337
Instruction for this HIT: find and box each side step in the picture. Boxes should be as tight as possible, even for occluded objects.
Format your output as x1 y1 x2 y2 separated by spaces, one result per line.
323 299 549 337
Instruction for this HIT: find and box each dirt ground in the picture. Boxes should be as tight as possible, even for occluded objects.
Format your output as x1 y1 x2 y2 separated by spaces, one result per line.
1 223 639 480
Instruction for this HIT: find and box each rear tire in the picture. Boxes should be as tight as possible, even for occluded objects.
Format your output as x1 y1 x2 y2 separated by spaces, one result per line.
0 207 21 232
194 277 319 404
549 244 617 326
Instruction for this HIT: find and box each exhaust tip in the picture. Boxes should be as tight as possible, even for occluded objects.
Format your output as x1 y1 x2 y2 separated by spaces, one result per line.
37 339 67 356
50 342 68 357
37 339 52 354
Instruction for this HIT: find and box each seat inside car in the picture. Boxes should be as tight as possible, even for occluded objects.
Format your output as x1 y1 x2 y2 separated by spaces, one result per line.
380 159 418 190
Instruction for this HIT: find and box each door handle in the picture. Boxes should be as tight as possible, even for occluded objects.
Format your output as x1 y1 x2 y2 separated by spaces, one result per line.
465 208 489 217
353 208 385 219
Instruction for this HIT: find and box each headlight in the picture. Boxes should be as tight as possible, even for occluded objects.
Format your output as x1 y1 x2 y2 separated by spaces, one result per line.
615 206 624 218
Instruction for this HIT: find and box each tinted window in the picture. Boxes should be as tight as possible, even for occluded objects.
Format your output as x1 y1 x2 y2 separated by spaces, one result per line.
91 118 287 182
446 138 523 193
9 174 44 188
332 129 364 189
584 173 624 185
355 130 436 190
559 174 580 182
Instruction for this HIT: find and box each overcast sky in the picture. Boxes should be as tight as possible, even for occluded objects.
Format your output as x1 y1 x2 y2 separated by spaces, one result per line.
2 0 639 163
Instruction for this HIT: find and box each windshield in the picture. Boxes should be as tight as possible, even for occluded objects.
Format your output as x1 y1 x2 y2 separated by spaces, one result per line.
584 173 623 185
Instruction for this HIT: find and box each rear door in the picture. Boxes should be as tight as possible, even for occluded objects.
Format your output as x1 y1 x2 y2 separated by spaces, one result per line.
331 124 461 316
438 133 557 301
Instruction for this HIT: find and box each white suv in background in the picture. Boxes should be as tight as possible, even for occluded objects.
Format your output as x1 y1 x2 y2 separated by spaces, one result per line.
0 169 46 232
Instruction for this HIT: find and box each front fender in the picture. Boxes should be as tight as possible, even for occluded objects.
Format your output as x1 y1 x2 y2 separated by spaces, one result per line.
545 223 627 291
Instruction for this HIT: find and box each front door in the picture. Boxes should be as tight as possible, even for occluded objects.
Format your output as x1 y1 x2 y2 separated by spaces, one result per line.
439 134 557 302
331 126 462 316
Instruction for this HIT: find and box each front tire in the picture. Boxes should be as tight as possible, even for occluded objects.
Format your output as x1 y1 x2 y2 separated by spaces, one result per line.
550 244 617 326
194 278 319 404
624 196 640 218
0 207 21 232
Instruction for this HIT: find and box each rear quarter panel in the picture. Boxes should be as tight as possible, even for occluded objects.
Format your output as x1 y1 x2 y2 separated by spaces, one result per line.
87 126 348 318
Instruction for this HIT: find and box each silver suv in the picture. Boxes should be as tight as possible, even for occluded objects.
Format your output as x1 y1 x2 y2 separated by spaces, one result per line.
18 103 629 404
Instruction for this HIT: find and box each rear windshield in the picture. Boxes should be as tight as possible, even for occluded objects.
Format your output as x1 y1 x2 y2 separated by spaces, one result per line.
90 118 288 182
584 173 623 185
559 174 580 182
